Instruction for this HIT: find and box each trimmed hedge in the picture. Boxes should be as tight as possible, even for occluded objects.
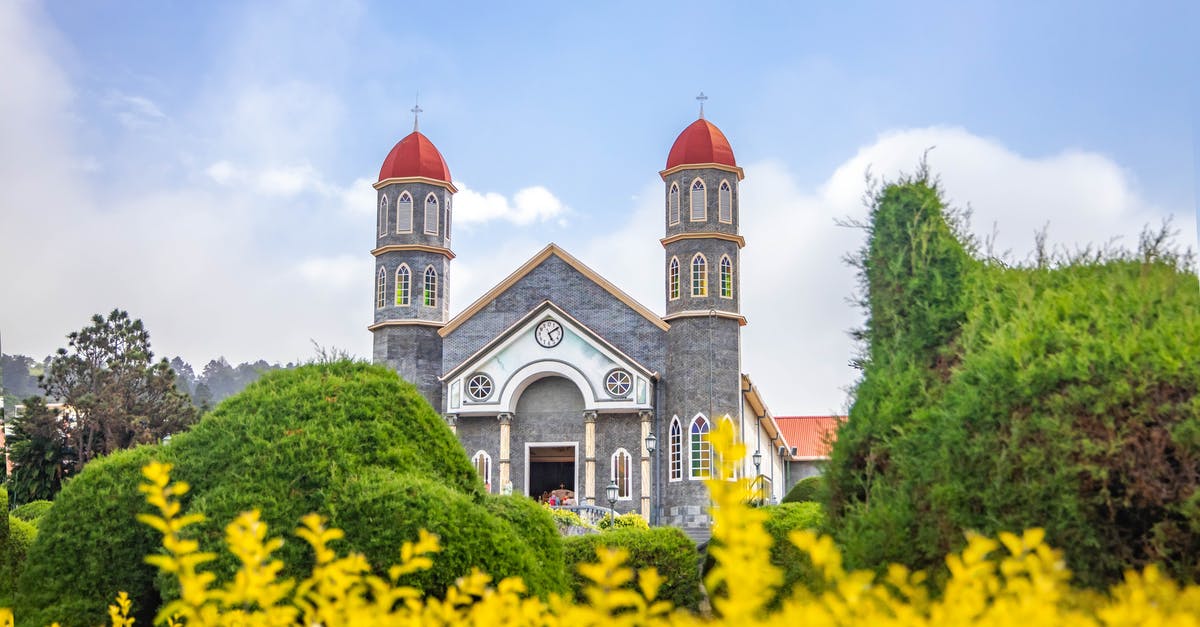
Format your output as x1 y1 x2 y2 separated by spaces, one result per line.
563 527 700 611
16 362 566 626
762 502 825 607
782 476 823 504
1 487 38 606
10 500 53 524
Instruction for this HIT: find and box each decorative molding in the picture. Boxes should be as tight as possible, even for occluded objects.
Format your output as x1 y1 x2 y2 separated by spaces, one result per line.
367 319 445 331
658 162 745 181
370 244 456 259
374 175 458 193
662 310 747 326
444 414 458 427
439 243 669 336
497 412 513 426
659 232 745 248
583 410 598 424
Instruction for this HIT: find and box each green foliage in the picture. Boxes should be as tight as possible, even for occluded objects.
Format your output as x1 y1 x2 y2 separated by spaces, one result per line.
563 527 700 611
16 361 565 626
9 500 52 523
782 475 824 504
762 502 825 607
826 171 1200 588
5 396 72 505
546 506 591 531
597 512 651 531
1 487 39 606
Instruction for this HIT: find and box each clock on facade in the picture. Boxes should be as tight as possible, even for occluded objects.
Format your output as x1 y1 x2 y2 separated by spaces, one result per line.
535 319 563 347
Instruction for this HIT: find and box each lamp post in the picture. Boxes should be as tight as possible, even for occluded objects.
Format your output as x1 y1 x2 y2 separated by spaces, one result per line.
752 449 763 506
644 432 657 525
605 480 619 528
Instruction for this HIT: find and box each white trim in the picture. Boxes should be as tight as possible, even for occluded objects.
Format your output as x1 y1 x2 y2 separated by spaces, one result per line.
472 450 492 492
668 415 683 482
668 256 680 301
375 266 387 309
524 441 579 499
496 360 599 413
395 263 411 306
378 195 389 237
689 412 711 480
396 191 414 233
668 182 681 225
424 192 439 235
423 265 438 307
689 177 706 222
718 179 733 224
719 255 733 300
611 448 633 501
691 253 708 297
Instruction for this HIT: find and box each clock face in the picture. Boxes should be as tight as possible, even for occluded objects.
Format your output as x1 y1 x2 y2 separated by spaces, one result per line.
535 320 563 347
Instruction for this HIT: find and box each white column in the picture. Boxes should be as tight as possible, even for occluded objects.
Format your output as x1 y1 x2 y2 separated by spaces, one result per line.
444 414 457 435
584 410 597 505
498 413 512 491
640 410 652 520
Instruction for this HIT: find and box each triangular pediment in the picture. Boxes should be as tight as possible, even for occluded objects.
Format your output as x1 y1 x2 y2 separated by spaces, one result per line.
443 301 656 415
439 243 668 338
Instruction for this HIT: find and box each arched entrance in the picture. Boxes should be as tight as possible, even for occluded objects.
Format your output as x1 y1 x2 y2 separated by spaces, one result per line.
514 376 585 500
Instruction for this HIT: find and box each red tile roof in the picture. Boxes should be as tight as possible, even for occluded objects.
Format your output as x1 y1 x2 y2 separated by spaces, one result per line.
378 131 452 184
665 118 737 170
775 416 844 459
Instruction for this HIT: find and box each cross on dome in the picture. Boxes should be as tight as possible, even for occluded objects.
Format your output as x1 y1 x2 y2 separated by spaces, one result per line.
696 91 708 119
411 98 424 132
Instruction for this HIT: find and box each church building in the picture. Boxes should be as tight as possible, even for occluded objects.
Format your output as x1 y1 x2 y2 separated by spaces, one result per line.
369 107 798 539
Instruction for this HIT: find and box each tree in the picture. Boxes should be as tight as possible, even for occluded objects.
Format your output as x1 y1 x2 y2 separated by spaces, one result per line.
4 396 73 504
39 309 197 467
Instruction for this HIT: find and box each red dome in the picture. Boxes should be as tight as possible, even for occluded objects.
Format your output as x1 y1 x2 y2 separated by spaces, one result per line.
378 131 452 184
665 118 737 170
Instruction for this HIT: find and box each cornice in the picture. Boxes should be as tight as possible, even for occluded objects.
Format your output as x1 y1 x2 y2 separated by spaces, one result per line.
367 319 446 331
662 310 747 326
660 232 745 248
371 244 456 259
373 176 459 193
658 163 745 181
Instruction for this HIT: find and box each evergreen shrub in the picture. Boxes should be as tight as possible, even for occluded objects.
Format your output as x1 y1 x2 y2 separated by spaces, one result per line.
782 475 823 504
16 361 566 626
826 170 1200 587
563 527 700 611
762 502 825 607
10 500 53 524
597 512 651 531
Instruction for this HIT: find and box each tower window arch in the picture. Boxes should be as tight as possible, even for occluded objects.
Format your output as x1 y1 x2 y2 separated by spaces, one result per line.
691 253 708 297
669 257 680 300
719 255 733 299
395 264 411 306
718 180 732 223
378 196 389 236
689 414 712 479
668 183 681 225
669 416 683 481
423 266 438 307
611 448 632 500
444 194 452 243
472 450 492 492
375 267 387 308
396 191 413 233
689 179 706 221
424 193 440 235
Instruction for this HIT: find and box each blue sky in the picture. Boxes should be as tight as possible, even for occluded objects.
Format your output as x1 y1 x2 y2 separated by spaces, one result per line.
1 1 1195 414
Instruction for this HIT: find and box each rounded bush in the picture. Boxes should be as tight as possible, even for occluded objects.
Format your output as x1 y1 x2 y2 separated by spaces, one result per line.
1 515 37 605
16 362 565 625
782 476 823 504
597 512 650 531
10 500 53 524
762 502 825 607
563 527 700 611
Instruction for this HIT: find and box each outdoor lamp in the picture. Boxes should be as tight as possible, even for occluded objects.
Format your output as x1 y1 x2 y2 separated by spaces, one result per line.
644 432 657 454
606 480 619 526
753 449 762 475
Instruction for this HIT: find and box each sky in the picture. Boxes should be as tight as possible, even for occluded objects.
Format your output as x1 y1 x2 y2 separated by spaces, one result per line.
1 1 1196 416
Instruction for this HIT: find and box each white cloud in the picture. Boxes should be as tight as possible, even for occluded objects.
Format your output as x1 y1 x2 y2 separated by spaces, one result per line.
453 181 569 225
107 91 167 129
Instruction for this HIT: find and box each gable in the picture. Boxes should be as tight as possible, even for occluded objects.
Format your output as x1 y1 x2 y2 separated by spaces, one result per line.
444 301 657 415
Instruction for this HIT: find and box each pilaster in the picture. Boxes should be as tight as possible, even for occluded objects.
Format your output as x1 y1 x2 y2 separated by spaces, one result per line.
640 409 652 520
498 412 513 490
584 410 597 505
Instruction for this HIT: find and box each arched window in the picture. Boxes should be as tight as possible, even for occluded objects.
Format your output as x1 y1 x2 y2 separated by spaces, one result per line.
395 264 411 306
611 448 632 499
669 417 683 481
669 257 680 300
424 193 439 235
472 450 492 492
718 180 732 223
378 196 389 236
444 194 452 243
396 191 413 233
690 415 711 479
375 267 387 308
668 183 681 225
423 266 438 307
691 254 707 297
719 255 733 299
689 179 706 221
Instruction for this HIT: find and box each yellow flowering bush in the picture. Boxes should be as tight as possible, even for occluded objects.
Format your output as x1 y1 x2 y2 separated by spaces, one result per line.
5 421 1200 626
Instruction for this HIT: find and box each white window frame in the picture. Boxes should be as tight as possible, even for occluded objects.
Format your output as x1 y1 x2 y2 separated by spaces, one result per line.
472 450 492 492
668 416 683 482
719 255 733 299
444 194 452 243
378 196 389 237
423 266 438 307
668 182 681 225
669 257 680 301
396 191 414 233
424 193 439 235
395 264 411 306
375 267 387 308
691 253 708 297
689 178 706 221
718 180 733 223
611 448 633 500
689 414 711 480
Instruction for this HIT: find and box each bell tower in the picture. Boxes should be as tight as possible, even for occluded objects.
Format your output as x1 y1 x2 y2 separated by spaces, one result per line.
369 108 455 411
659 95 747 535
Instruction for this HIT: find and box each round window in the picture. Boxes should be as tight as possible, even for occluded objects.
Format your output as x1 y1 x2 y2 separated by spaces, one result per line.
605 369 632 397
467 373 493 401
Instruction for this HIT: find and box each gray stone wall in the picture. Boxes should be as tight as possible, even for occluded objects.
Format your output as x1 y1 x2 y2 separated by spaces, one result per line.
376 181 453 249
509 376 585 498
442 255 667 376
663 238 740 317
594 411 645 515
663 167 740 236
373 251 450 323
456 415 497 489
372 325 444 413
